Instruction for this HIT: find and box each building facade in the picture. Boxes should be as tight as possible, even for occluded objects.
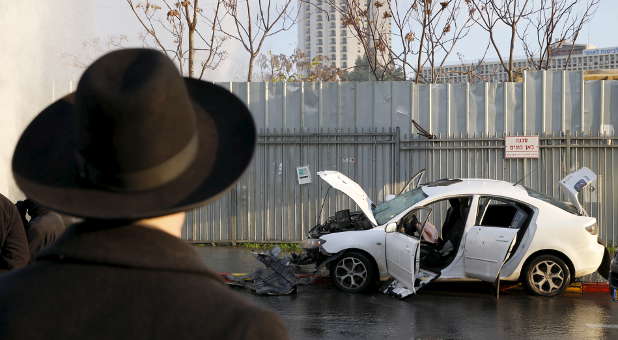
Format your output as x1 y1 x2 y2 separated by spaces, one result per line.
297 0 391 70
421 45 618 83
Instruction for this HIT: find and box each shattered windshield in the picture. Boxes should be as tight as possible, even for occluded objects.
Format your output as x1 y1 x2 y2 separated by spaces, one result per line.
524 186 580 215
373 187 428 225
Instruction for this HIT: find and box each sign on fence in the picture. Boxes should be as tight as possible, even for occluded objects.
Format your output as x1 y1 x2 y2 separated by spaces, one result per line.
505 136 539 159
296 166 312 185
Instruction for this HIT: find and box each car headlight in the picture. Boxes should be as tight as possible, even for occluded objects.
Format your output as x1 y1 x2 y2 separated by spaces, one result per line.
300 238 325 249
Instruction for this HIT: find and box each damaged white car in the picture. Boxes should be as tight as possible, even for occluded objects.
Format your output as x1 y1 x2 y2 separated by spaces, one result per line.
301 168 610 297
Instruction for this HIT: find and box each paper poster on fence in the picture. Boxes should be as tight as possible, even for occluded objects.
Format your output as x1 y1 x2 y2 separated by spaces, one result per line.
505 136 539 159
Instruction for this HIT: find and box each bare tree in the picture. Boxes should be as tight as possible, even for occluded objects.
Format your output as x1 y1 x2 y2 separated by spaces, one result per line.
518 0 599 70
308 1 472 83
126 0 227 79
415 0 475 83
467 0 535 82
62 35 128 69
326 0 394 80
219 0 298 81
258 49 346 81
443 45 493 83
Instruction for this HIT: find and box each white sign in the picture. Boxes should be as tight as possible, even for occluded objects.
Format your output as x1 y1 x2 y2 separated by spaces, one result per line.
296 166 312 185
505 136 539 158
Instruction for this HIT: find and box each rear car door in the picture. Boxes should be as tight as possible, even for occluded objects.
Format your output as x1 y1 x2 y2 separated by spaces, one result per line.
464 197 527 282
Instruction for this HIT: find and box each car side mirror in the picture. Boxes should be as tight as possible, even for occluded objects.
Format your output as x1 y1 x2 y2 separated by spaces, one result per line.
385 222 397 233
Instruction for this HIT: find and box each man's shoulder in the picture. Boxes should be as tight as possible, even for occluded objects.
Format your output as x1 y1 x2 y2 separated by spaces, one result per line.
0 194 18 217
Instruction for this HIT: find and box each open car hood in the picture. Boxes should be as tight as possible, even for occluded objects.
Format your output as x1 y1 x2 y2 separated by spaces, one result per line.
559 167 597 215
317 171 378 226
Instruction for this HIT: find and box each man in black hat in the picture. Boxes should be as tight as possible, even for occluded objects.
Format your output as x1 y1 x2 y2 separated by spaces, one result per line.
0 193 30 273
0 49 288 339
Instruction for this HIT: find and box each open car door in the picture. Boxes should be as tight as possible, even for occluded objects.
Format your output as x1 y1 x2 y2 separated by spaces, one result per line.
463 226 518 282
385 207 434 293
385 225 419 291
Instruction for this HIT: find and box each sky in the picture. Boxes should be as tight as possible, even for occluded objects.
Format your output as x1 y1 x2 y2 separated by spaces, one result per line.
64 1 618 81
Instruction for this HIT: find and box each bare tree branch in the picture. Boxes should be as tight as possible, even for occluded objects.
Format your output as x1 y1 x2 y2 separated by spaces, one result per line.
126 0 227 79
219 0 298 81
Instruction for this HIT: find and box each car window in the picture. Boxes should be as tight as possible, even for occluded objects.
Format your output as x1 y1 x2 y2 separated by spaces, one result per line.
373 187 428 225
476 197 529 229
523 186 580 215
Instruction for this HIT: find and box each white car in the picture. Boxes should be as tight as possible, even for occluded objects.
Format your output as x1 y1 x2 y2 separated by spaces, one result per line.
302 168 610 297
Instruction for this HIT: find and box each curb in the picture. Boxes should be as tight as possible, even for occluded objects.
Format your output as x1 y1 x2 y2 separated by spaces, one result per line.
220 272 611 293
575 282 610 293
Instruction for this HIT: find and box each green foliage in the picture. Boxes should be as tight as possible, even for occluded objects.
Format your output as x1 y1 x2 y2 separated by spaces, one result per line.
258 49 345 82
342 56 405 81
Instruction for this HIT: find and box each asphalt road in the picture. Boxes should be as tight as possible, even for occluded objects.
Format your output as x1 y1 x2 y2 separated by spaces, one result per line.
195 246 618 340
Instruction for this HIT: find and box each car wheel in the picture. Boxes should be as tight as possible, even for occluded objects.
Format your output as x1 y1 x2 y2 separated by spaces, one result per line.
523 255 571 297
331 251 376 293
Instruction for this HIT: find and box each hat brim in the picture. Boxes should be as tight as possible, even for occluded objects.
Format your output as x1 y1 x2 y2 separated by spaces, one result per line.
12 79 255 219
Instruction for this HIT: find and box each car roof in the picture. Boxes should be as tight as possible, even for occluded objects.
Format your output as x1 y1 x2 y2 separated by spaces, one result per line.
420 178 531 200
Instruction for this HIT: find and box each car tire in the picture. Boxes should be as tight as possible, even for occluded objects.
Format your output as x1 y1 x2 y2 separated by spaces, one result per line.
331 251 376 293
523 254 571 297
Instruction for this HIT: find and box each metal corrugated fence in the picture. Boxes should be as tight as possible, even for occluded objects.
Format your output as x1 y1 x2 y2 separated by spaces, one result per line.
184 129 398 242
182 71 618 245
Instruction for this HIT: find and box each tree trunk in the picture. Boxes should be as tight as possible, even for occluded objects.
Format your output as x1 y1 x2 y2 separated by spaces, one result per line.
507 25 516 82
414 8 428 84
188 27 195 78
247 54 255 81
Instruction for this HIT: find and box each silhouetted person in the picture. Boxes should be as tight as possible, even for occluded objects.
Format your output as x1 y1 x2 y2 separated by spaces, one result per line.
0 193 30 273
16 199 65 258
0 49 288 340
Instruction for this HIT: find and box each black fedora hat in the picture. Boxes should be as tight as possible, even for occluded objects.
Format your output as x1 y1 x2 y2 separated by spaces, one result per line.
12 48 255 219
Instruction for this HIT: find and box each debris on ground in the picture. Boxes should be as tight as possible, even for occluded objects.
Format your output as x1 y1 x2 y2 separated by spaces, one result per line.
224 247 313 295
290 251 318 273
381 280 414 299
381 270 440 299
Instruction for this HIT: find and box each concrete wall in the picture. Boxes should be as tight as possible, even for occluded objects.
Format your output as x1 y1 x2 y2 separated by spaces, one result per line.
0 2 94 200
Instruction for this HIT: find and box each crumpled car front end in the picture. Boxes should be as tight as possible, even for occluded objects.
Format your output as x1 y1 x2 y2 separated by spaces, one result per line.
307 209 373 238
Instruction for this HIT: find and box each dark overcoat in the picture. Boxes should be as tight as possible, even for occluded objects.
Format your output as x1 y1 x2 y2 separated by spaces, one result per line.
0 193 29 272
0 222 288 340
25 207 66 258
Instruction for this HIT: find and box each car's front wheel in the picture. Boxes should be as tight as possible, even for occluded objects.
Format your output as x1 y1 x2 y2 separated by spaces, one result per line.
523 254 571 297
331 251 376 293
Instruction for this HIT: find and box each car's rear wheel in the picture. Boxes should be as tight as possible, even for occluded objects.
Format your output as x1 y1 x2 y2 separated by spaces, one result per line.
523 254 571 297
331 251 376 293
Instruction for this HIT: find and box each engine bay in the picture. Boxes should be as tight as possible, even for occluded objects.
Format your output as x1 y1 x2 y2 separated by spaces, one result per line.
308 209 373 238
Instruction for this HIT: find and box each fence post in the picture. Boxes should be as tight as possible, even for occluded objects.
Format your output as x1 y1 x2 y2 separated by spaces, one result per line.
394 127 401 193
230 186 238 243
565 132 572 173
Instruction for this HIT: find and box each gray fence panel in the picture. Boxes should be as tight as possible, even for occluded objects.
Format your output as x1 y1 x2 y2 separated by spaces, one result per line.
184 72 618 246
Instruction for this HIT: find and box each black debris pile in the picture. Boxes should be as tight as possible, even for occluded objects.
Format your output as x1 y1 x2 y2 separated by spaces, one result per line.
290 251 318 274
224 247 313 295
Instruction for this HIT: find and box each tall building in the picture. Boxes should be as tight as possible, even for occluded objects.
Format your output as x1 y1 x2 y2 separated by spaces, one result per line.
421 44 618 83
297 0 391 70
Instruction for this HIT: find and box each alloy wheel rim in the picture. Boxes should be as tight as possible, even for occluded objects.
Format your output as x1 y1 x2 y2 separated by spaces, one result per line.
531 260 565 294
335 256 368 290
